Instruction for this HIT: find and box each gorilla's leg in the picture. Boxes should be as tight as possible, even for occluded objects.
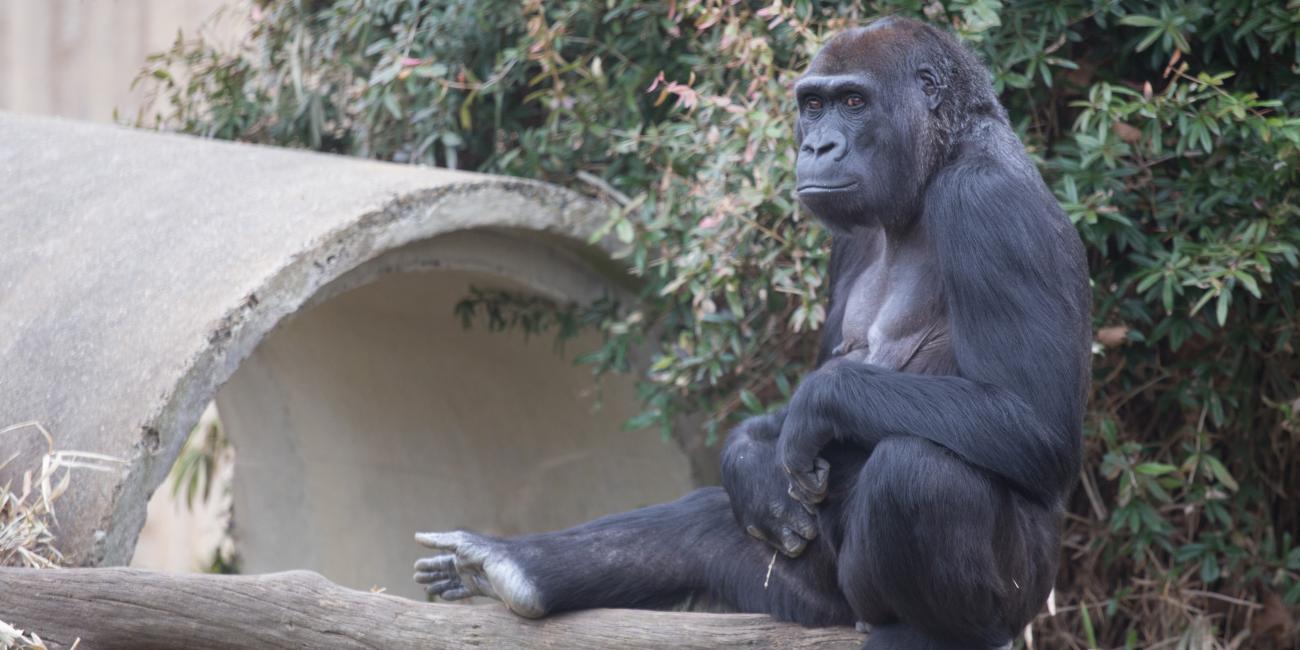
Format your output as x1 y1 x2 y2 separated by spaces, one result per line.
837 436 1058 650
415 487 855 626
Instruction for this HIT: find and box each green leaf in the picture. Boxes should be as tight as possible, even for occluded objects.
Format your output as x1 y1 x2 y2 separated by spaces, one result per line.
1236 272 1262 299
1285 547 1300 570
774 374 791 397
1135 462 1177 476
1137 272 1162 293
1287 581 1300 605
1200 555 1220 583
1175 543 1207 562
1204 455 1239 491
623 409 661 432
1136 28 1164 52
1080 602 1098 649
615 219 634 244
1190 289 1216 316
1118 15 1163 27
382 92 402 120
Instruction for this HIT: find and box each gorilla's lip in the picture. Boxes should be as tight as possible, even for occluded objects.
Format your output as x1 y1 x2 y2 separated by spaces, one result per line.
796 181 859 193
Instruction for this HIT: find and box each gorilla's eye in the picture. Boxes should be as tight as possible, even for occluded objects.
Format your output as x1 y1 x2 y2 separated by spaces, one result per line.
803 97 824 112
844 94 866 108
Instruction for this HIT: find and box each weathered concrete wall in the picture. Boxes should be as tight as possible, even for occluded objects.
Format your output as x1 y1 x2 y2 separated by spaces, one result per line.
0 112 697 583
0 0 241 124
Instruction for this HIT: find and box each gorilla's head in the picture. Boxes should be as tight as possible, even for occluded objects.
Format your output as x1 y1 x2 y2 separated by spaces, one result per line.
793 17 1001 234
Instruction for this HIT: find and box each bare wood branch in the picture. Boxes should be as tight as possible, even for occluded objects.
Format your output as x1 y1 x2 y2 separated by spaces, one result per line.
0 567 864 649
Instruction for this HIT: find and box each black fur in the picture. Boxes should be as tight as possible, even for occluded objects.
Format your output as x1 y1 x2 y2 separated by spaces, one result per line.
416 17 1090 650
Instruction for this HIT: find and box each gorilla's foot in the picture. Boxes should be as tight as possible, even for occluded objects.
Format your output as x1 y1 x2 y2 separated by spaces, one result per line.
413 531 546 618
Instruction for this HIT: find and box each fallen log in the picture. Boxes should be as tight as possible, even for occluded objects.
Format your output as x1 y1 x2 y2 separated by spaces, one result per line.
0 567 864 649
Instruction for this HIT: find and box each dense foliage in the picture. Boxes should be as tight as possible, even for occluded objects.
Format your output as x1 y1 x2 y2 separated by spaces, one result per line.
139 0 1300 646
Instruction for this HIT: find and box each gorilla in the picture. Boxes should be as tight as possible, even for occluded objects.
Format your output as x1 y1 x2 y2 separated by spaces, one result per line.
414 16 1090 650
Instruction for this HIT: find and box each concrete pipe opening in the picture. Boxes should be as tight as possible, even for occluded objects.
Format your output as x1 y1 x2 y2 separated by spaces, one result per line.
212 230 691 598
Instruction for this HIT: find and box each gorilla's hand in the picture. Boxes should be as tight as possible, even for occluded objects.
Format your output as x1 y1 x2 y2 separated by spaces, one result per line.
721 413 820 557
777 370 839 506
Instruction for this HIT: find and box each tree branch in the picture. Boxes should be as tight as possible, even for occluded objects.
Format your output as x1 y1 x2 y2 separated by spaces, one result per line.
0 568 864 649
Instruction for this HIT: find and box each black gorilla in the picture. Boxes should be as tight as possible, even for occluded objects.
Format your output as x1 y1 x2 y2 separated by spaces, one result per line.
415 17 1090 650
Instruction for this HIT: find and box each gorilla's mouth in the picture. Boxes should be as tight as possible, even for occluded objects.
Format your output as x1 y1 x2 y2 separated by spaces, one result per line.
796 181 859 193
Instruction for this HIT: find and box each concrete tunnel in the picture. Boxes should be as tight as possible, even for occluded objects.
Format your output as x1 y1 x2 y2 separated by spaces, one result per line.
0 112 703 599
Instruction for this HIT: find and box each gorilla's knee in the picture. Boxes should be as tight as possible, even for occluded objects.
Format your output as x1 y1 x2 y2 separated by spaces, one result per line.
862 437 989 507
841 437 1014 645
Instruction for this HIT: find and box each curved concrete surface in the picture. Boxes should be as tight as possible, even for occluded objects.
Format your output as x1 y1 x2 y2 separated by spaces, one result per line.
0 112 695 587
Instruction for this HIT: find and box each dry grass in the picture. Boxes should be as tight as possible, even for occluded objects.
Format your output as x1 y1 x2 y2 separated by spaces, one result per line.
0 619 62 650
1 421 120 650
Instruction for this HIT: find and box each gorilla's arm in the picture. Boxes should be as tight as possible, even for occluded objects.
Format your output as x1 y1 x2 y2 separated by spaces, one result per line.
778 364 1072 504
778 153 1090 506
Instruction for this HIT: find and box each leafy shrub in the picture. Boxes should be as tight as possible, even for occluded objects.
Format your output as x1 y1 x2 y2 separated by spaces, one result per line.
139 0 1300 646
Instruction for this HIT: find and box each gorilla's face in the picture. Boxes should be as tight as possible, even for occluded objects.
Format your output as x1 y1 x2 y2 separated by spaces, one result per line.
794 23 940 234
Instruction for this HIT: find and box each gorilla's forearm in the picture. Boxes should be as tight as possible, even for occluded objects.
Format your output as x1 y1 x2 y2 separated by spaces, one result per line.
778 361 1075 504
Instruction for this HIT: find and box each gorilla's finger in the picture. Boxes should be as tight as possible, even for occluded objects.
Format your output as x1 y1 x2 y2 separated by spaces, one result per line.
414 555 456 574
439 587 474 601
414 571 454 584
788 479 825 507
415 531 493 564
812 457 831 489
747 523 791 554
796 458 830 496
787 458 830 505
424 578 461 594
415 531 467 550
779 527 808 557
787 508 819 540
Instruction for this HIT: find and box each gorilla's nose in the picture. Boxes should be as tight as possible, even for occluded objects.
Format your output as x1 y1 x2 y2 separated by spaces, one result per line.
801 130 848 161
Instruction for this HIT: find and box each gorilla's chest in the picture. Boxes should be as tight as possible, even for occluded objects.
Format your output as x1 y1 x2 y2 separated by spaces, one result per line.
835 256 955 375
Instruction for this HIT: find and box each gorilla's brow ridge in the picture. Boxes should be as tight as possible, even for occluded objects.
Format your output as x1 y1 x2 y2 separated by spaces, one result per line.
794 75 877 100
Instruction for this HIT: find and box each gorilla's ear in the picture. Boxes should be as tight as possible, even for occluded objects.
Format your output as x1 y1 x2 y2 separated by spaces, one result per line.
918 65 943 111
